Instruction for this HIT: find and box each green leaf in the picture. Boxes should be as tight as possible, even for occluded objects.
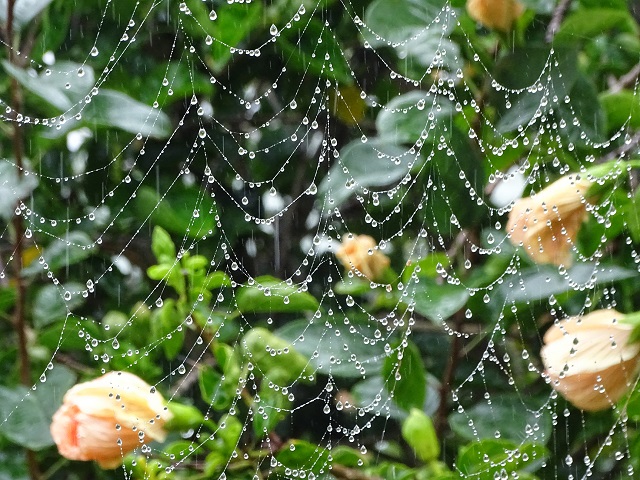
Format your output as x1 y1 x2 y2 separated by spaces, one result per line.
0 387 53 450
203 271 232 290
2 61 94 111
456 439 548 478
376 91 454 145
499 263 636 304
0 287 17 314
32 282 85 328
134 185 217 239
151 226 176 263
277 319 387 378
81 89 172 139
555 8 637 43
279 18 352 84
32 365 76 420
318 139 412 208
22 232 95 277
235 275 319 314
252 381 291 438
363 0 451 47
276 439 330 475
151 299 184 360
241 327 313 383
381 341 426 411
0 451 28 480
449 394 552 444
181 0 262 73
409 276 469 323
0 161 38 220
38 315 101 351
556 74 606 143
402 408 440 462
600 90 640 132
0 0 54 30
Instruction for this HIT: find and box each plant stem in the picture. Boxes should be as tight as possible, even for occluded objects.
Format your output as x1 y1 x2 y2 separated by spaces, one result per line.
435 312 463 439
5 2 40 479
545 0 572 43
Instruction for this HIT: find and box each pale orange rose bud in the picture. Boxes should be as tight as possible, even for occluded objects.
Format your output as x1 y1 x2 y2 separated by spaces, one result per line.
541 310 640 411
50 371 173 469
506 174 592 266
335 234 390 280
466 0 524 31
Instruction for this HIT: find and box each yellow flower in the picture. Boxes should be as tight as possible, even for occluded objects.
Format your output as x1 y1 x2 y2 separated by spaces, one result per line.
50 371 172 469
506 174 592 266
540 310 640 411
466 0 524 31
335 234 390 280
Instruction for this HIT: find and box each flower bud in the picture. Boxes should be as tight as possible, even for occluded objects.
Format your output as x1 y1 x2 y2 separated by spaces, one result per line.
50 371 172 469
506 174 592 266
540 310 640 411
466 0 524 32
335 234 390 280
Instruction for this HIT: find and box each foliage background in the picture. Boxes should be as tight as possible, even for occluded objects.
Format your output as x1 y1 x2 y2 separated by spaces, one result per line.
1 0 640 479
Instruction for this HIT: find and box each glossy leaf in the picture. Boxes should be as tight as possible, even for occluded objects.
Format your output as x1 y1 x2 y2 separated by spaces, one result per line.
22 232 95 276
382 341 426 411
318 139 413 208
236 276 318 314
32 282 85 328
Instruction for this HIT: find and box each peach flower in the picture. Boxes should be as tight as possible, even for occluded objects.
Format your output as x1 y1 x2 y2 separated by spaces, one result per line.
541 310 640 411
50 371 172 469
467 0 524 31
335 234 390 280
506 174 592 266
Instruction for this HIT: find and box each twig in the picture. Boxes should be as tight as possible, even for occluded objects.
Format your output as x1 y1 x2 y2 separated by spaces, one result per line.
435 311 464 438
600 131 640 164
545 0 572 43
5 3 40 479
608 61 640 93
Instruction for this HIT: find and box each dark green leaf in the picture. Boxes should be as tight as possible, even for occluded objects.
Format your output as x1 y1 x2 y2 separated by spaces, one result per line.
277 319 386 378
0 161 38 220
276 439 330 475
364 0 451 47
2 61 94 111
134 185 217 238
409 276 469 323
381 341 426 411
449 394 552 444
82 89 172 139
22 232 95 277
376 91 454 145
555 8 637 43
32 282 85 328
0 386 53 450
318 139 413 208
456 439 548 478
499 263 636 304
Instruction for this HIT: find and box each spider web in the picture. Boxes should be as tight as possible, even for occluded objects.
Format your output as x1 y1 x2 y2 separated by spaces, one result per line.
1 0 640 479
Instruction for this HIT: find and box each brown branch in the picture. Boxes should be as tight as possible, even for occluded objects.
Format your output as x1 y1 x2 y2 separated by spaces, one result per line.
600 131 640 164
435 311 464 438
545 0 572 43
5 2 40 479
608 61 640 93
